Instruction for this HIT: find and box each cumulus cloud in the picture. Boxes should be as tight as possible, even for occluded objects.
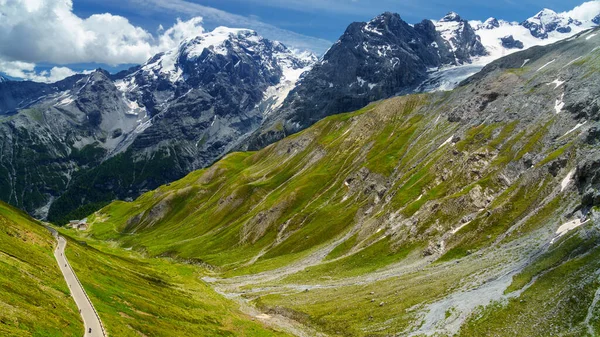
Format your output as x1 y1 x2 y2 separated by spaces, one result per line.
129 0 333 54
564 0 600 21
0 58 91 83
157 17 206 52
0 0 332 82
0 0 209 82
0 0 208 65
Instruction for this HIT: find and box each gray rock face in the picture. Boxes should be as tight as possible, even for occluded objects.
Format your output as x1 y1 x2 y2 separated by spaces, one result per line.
245 12 486 150
0 75 84 116
520 9 581 39
434 12 488 63
500 35 524 49
577 153 600 210
483 18 500 29
0 29 314 222
0 69 137 218
460 26 600 212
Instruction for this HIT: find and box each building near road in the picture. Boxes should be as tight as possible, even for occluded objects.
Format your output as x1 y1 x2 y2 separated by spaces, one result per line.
68 218 88 230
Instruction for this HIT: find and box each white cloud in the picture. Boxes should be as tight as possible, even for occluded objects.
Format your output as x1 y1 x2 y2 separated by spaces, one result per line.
0 0 209 82
129 0 332 54
0 0 160 65
157 17 206 51
0 58 91 83
0 0 330 82
564 1 600 21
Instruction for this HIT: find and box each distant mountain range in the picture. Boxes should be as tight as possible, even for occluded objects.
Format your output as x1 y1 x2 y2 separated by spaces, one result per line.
0 2 598 223
245 4 600 148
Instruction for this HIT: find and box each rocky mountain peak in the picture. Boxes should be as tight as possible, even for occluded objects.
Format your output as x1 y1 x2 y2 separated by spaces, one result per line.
247 10 493 150
534 8 558 18
360 12 410 38
500 35 524 49
434 12 488 63
521 8 582 38
483 17 500 29
369 12 402 24
440 11 462 22
178 27 257 60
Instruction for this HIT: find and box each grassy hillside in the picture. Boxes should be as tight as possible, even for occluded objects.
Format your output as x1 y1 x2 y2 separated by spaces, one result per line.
0 201 82 336
80 29 600 335
59 229 293 337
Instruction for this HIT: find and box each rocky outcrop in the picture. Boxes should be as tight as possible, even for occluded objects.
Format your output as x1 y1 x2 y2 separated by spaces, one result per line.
577 153 600 209
0 28 315 222
434 12 487 63
500 35 524 49
521 9 582 39
245 12 487 150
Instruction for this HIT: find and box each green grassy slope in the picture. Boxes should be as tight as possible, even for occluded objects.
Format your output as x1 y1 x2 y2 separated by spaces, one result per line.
0 201 82 336
88 92 571 274
79 29 600 335
60 229 292 337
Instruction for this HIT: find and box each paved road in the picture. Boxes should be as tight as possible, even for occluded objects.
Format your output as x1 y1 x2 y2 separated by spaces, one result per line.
49 228 105 337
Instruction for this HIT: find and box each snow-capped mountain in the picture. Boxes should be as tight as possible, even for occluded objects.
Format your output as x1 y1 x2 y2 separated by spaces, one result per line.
246 2 600 150
0 27 316 221
521 8 582 39
471 2 600 62
117 27 315 118
432 12 487 64
245 12 488 149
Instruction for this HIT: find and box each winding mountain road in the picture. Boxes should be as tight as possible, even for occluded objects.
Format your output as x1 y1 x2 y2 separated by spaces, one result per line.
48 227 105 337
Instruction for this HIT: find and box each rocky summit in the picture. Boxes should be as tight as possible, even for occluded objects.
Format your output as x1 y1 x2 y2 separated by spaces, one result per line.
0 27 314 223
245 12 487 149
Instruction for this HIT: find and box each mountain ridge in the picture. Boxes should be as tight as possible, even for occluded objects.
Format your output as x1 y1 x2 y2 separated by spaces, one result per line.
0 2 598 224
80 25 600 336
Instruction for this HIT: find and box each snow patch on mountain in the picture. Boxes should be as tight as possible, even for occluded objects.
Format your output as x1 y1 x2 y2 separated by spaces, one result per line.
470 2 599 65
140 27 255 83
259 50 316 116
434 12 464 54
417 64 482 92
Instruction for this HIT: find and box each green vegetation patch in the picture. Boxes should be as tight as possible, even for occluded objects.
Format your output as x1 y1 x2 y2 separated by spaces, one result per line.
0 202 82 336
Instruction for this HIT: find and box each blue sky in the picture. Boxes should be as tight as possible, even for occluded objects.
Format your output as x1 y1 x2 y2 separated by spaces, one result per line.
72 0 592 42
0 0 597 82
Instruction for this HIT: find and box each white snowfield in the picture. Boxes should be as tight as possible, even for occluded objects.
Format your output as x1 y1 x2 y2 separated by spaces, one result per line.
551 219 590 244
470 3 600 65
561 168 576 192
555 93 565 114
419 2 599 92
